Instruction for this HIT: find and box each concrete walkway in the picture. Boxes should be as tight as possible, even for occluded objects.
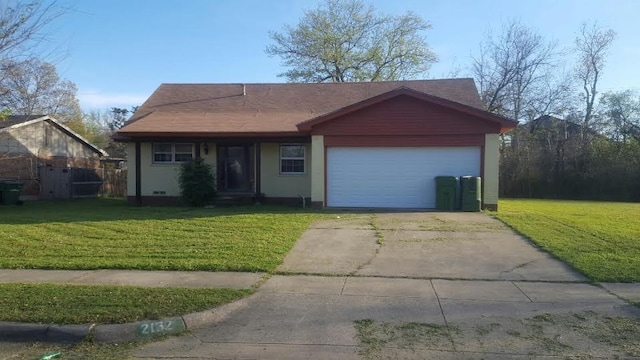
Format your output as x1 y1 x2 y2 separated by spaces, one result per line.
0 269 264 289
133 275 640 359
0 268 636 303
0 269 638 358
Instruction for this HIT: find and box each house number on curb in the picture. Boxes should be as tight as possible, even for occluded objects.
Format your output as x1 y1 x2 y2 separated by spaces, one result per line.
136 317 185 337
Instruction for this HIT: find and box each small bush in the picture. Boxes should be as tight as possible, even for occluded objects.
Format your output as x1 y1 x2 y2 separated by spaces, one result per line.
178 158 216 206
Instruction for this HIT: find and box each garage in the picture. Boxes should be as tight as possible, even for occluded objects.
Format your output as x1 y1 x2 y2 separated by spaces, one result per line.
326 146 481 208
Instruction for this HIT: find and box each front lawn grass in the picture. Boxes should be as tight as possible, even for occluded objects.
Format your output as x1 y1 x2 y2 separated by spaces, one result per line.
0 341 139 360
0 199 319 272
0 283 251 324
494 199 640 282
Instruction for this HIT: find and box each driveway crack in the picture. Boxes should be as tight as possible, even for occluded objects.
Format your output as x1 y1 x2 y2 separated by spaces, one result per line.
351 214 382 275
340 276 348 295
499 260 535 278
430 279 457 352
511 281 534 302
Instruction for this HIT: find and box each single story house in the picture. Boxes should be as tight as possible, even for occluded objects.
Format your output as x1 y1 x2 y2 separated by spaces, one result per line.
0 115 107 198
115 79 516 210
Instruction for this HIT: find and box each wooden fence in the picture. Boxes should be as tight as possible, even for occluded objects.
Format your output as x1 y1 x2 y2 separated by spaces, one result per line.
38 167 127 199
100 168 127 198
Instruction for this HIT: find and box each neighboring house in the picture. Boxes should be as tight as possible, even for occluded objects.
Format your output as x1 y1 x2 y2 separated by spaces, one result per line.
0 115 108 198
115 79 516 210
528 115 603 138
510 115 602 148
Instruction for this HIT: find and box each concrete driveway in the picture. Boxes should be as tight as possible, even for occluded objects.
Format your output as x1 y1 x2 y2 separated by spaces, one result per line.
278 211 585 282
131 212 640 359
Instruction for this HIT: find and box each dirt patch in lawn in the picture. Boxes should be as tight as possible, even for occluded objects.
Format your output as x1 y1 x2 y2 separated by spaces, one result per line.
374 212 509 233
355 312 640 359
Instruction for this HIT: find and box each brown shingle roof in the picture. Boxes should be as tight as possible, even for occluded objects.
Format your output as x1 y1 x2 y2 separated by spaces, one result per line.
118 78 487 136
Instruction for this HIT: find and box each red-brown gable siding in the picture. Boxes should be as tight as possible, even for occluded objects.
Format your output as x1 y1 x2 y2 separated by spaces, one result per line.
310 95 500 137
324 134 485 147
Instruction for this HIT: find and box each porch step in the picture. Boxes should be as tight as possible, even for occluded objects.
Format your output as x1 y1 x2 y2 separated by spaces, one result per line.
214 193 262 206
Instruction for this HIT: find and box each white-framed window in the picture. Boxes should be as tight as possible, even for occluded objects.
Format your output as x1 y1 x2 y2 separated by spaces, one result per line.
280 144 305 174
153 143 194 163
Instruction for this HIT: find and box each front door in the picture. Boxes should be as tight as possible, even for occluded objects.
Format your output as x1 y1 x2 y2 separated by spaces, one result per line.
218 145 253 192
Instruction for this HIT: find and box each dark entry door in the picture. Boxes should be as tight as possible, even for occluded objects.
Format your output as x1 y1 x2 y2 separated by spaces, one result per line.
218 145 252 192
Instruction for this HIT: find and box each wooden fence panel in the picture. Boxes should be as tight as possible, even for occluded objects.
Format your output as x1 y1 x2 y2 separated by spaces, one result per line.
38 167 127 199
70 168 103 198
100 169 127 198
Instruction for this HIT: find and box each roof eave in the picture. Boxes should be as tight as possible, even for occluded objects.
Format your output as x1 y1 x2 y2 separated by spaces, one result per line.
113 130 308 141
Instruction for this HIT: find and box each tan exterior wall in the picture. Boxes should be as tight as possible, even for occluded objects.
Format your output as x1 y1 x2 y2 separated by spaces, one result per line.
140 143 182 197
127 142 216 197
0 120 97 159
260 143 311 198
200 142 217 167
310 135 324 203
128 141 312 199
484 133 500 207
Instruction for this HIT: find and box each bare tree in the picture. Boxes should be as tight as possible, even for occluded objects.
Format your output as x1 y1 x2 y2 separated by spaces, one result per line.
472 20 560 122
599 90 640 143
524 72 577 121
84 106 139 158
0 1 67 121
0 0 64 60
0 58 82 123
266 0 437 82
575 22 616 129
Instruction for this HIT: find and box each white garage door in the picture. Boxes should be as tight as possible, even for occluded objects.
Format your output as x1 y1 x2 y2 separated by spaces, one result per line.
327 147 481 208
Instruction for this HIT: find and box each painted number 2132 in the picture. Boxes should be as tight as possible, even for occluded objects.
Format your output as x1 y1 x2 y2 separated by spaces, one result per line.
139 320 174 335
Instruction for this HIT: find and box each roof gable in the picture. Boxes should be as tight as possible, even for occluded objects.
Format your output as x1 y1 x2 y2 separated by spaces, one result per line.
1 115 108 156
297 87 517 133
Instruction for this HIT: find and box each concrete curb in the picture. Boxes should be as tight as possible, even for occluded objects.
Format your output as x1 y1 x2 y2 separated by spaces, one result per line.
0 294 255 344
0 322 92 343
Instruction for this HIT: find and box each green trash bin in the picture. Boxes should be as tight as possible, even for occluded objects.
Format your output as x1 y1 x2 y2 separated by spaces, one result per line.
460 176 482 212
0 181 24 205
435 176 458 211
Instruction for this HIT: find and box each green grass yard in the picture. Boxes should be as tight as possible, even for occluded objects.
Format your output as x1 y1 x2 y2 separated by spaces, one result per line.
0 283 250 324
0 198 319 272
0 199 313 326
494 199 640 282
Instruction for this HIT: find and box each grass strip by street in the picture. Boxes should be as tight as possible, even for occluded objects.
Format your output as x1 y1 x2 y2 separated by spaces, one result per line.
1 340 148 360
0 283 251 324
0 198 319 272
494 199 640 282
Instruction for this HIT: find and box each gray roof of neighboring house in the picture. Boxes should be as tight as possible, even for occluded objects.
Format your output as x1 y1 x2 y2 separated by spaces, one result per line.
0 115 48 129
